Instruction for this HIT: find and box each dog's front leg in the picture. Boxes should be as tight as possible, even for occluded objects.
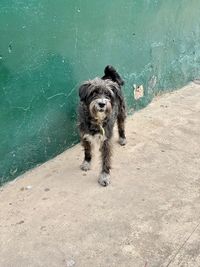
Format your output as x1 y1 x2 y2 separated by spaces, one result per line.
81 138 92 171
98 139 112 186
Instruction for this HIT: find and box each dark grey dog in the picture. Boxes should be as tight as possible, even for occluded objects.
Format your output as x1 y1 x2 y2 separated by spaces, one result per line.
78 65 126 186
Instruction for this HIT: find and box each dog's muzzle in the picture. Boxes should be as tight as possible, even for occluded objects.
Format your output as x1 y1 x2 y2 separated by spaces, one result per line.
89 98 112 121
96 99 107 112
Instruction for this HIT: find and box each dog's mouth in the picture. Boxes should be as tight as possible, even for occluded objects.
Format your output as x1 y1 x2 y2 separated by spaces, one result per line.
89 99 112 121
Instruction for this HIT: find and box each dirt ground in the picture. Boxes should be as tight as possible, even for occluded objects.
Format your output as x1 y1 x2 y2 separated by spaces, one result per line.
0 82 200 267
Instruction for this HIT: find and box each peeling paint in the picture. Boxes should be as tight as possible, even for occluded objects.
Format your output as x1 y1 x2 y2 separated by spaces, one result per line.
134 85 144 100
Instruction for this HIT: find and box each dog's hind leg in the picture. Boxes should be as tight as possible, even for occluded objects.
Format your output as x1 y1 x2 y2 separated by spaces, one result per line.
98 139 112 186
81 139 92 171
117 108 127 146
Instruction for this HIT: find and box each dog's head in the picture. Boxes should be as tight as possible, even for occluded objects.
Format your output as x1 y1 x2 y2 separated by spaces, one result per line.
79 78 119 122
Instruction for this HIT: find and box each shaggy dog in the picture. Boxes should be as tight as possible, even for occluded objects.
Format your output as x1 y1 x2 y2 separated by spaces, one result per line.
78 65 126 186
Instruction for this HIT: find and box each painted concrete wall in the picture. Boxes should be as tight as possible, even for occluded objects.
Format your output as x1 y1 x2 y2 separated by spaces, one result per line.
1 0 200 184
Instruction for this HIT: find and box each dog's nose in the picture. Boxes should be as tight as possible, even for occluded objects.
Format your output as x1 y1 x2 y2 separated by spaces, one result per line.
98 102 106 108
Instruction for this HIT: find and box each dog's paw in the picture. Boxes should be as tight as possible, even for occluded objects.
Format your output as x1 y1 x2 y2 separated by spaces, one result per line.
119 137 127 146
98 172 110 187
80 161 91 171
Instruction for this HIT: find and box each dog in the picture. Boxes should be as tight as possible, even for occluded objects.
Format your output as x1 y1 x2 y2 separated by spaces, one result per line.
78 65 126 186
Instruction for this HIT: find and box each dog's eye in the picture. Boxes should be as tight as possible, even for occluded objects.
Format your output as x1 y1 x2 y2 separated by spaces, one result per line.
105 91 112 99
90 90 97 98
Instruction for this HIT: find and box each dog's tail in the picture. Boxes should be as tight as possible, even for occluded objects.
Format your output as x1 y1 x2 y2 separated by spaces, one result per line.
102 65 124 86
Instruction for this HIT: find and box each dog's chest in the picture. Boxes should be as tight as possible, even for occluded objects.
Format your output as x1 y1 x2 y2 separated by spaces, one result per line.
83 133 106 144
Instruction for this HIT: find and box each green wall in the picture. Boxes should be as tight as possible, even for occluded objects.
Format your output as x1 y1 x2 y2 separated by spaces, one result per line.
1 0 200 185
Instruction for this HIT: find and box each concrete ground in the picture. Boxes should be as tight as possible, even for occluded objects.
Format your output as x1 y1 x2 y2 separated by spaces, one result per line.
0 82 200 267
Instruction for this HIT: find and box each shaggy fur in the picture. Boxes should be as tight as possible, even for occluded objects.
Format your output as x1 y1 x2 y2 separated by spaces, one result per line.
78 65 126 186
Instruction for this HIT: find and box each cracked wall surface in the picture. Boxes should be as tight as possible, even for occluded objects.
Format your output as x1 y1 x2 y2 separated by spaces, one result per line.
1 0 200 184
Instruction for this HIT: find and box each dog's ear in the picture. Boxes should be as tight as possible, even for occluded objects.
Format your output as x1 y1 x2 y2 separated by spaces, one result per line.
79 81 91 102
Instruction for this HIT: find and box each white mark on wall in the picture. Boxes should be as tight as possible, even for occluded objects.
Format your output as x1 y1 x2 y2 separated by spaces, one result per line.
75 27 78 50
66 83 79 98
47 93 66 100
151 41 164 48
148 75 157 89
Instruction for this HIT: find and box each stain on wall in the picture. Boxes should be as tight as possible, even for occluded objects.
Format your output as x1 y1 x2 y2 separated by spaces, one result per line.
1 0 200 184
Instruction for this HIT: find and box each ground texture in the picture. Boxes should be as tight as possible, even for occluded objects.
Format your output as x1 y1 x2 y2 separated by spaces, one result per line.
0 83 200 267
